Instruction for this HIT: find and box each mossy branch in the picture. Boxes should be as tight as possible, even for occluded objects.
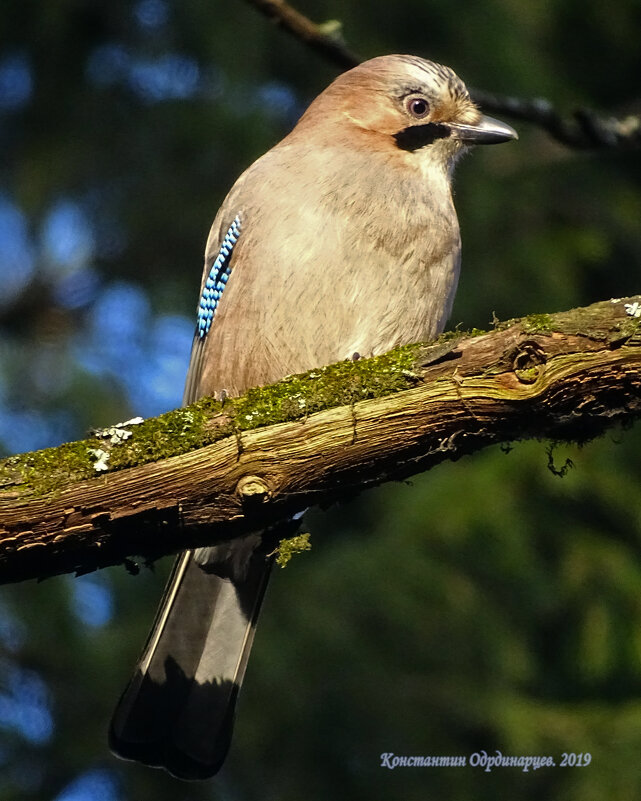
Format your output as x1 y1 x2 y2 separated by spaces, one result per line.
1 296 641 585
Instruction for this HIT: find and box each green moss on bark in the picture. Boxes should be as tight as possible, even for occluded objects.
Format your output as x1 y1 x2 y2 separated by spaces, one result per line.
0 344 423 497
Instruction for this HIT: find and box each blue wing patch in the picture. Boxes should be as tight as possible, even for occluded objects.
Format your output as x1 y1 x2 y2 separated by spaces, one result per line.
196 215 241 339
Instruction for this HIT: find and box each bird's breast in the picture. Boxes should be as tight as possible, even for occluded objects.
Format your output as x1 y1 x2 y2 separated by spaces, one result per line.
197 149 461 396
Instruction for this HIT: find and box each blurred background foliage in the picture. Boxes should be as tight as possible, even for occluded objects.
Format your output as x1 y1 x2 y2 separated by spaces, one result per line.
1 0 640 799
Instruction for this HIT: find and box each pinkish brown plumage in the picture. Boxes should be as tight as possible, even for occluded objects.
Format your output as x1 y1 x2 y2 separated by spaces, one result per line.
110 55 516 780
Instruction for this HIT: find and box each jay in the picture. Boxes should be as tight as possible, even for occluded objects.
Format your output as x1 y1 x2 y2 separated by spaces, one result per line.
109 54 517 780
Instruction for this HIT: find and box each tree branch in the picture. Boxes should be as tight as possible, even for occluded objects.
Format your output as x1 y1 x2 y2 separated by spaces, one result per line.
243 0 361 69
1 297 641 585
242 0 641 150
468 88 641 151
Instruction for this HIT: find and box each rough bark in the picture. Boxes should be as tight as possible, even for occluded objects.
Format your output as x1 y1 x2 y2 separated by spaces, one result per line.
1 296 640 584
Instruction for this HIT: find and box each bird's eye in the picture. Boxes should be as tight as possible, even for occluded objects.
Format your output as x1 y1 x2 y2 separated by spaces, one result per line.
406 96 430 119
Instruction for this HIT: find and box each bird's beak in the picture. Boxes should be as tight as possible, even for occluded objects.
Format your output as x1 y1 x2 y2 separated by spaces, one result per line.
447 114 518 145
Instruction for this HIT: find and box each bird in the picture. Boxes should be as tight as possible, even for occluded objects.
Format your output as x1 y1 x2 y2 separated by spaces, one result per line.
109 54 517 780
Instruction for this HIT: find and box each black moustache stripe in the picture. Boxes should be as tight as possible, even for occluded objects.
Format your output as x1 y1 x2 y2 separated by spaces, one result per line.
393 122 451 151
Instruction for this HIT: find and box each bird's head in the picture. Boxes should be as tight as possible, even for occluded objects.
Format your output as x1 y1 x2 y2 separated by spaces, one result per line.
296 54 517 172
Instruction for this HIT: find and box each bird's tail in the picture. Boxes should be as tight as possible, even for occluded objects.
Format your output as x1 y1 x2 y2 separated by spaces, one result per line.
109 536 273 780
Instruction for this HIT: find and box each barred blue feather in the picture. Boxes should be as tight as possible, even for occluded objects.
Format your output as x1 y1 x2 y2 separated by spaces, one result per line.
196 215 241 338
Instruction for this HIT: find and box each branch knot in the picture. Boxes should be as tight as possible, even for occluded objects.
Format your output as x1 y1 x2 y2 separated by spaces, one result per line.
512 340 547 384
235 475 272 506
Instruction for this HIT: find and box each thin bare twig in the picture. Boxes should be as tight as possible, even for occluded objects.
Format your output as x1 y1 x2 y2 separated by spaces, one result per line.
470 88 641 150
242 0 641 151
243 0 360 70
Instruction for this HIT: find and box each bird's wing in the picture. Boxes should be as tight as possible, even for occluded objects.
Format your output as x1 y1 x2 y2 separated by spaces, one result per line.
183 207 244 405
110 164 284 779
